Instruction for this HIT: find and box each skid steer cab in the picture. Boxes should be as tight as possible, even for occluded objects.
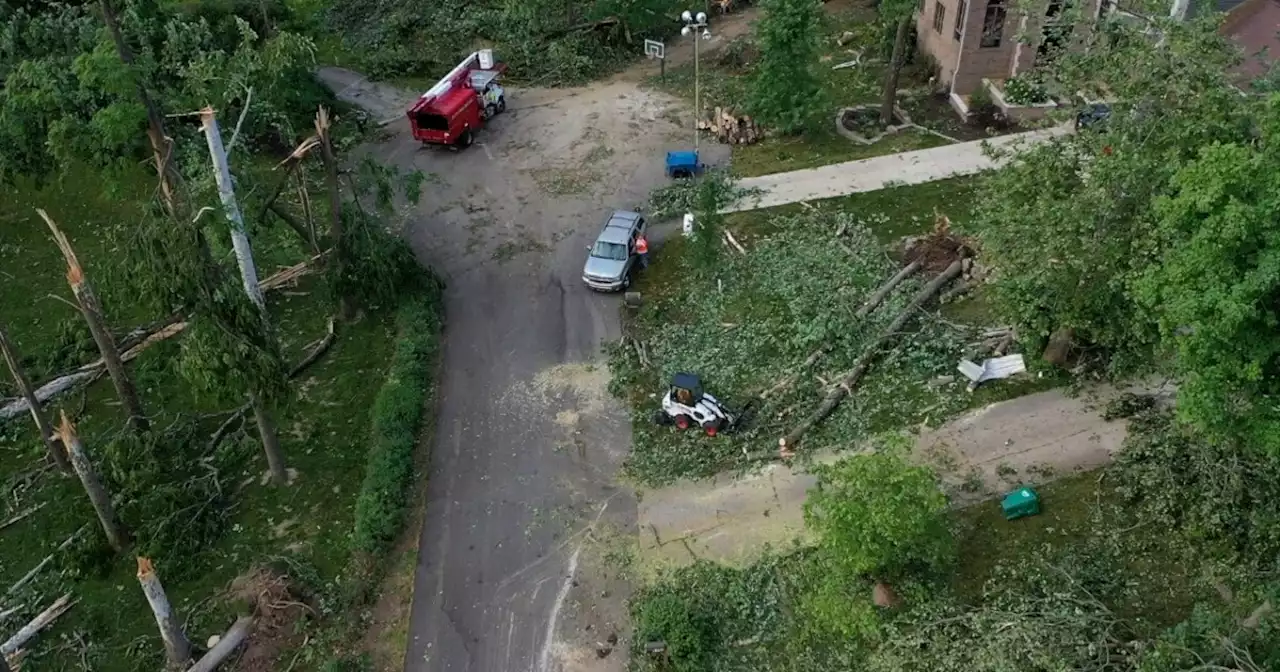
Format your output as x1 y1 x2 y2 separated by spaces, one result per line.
655 373 735 437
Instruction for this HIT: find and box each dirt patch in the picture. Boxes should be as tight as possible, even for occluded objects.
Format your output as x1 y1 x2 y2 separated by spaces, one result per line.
229 567 314 672
900 216 975 273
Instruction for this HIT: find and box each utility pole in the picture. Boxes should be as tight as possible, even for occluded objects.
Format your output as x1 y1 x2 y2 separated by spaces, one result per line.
681 10 712 153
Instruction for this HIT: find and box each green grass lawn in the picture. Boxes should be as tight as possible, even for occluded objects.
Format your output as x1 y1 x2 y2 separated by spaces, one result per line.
647 1 995 178
0 163 406 669
627 466 1212 671
616 177 1050 485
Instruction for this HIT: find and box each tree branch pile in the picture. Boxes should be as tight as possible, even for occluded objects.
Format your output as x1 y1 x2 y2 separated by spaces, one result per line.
779 258 965 455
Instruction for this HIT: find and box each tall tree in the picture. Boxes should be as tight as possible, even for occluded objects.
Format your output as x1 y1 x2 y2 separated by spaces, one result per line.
0 322 69 472
39 210 148 433
880 2 914 125
749 0 822 134
198 107 287 485
972 16 1262 444
315 106 354 320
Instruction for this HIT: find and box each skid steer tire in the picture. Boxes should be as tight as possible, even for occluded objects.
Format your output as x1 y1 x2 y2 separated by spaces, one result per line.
675 415 692 430
653 410 674 426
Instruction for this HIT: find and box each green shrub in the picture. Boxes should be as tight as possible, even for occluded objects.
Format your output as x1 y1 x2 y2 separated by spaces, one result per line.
1001 76 1050 106
634 592 721 671
351 280 443 554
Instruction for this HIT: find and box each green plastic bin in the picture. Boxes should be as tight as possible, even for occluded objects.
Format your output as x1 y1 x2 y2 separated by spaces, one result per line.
1002 487 1040 520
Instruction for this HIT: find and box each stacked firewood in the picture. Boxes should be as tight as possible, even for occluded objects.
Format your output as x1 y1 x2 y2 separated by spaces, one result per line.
696 107 763 145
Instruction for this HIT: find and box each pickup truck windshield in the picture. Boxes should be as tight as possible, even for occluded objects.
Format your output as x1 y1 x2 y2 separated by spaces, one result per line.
590 241 628 261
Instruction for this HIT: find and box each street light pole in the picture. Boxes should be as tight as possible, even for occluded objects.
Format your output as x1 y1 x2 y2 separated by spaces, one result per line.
681 10 711 154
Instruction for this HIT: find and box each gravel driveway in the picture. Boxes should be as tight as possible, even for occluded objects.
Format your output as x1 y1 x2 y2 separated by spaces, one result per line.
317 67 727 672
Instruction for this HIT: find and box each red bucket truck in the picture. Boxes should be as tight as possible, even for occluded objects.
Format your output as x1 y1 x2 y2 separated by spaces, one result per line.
408 50 508 149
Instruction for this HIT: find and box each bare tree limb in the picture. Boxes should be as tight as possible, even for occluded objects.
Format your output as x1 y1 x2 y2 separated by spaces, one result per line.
0 593 77 656
856 260 922 319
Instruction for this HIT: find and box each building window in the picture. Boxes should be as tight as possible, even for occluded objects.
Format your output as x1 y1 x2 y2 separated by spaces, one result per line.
955 0 967 39
933 2 947 33
980 0 1006 48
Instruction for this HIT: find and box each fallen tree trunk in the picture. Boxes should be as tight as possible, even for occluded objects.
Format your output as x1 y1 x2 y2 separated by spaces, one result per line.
856 259 922 319
0 593 76 656
0 503 46 533
779 260 963 453
6 526 85 597
185 616 253 672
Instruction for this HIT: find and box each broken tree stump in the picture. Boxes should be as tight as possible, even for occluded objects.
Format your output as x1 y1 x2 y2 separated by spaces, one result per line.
39 209 148 432
58 412 129 553
137 557 193 669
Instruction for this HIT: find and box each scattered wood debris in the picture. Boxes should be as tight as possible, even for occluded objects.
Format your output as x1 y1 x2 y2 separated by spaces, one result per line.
697 107 763 145
1 593 77 659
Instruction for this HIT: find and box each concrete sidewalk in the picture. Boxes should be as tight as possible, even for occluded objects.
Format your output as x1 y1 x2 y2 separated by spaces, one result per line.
638 379 1175 572
722 125 1072 213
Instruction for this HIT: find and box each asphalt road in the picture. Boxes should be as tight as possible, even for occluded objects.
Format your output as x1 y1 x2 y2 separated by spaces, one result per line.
317 67 726 671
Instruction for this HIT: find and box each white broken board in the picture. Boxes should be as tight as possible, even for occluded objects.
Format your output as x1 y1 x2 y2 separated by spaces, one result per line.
957 354 1026 392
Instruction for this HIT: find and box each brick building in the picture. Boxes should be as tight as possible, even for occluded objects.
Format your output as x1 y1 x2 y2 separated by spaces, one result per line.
915 0 1277 116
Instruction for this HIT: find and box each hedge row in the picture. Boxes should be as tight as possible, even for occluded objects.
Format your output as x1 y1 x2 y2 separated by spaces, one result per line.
352 284 443 554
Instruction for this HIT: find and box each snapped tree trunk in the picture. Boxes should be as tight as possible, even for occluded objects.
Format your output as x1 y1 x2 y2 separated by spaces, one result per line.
99 0 181 217
57 411 129 553
880 17 911 126
39 210 148 432
136 557 193 669
251 391 288 485
0 323 69 472
200 108 265 308
315 107 354 320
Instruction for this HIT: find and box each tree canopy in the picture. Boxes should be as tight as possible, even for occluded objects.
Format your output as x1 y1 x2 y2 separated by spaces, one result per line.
972 15 1280 450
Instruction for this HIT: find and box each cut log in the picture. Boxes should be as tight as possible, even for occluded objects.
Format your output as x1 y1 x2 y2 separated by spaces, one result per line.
856 260 923 319
184 616 253 672
137 557 193 668
0 593 76 656
59 413 129 553
779 260 963 452
700 108 763 145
